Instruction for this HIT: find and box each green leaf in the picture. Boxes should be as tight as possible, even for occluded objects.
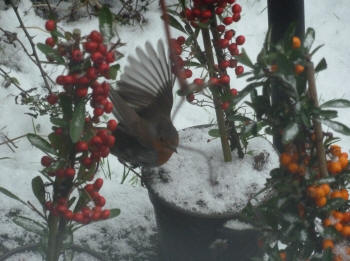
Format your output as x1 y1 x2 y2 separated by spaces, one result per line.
318 109 338 120
236 48 254 69
315 58 327 73
69 100 86 143
304 28 315 51
98 5 114 41
108 208 121 219
32 176 46 206
232 82 264 104
12 216 45 235
282 122 299 144
27 133 57 155
50 117 68 127
165 14 187 34
323 198 346 211
321 99 350 108
0 186 28 206
310 44 324 57
184 60 202 67
37 43 65 64
208 129 220 137
322 119 350 135
109 64 120 80
73 189 91 213
59 94 73 120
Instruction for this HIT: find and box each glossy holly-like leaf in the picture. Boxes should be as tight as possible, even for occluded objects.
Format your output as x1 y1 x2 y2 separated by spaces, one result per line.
12 216 46 235
50 117 68 127
69 100 86 143
109 64 120 80
321 99 350 108
37 43 65 64
32 176 45 206
315 58 327 73
98 5 114 41
27 133 57 155
208 129 220 137
236 48 254 69
282 122 299 144
165 14 186 34
109 208 121 219
0 186 28 206
322 119 350 135
304 28 315 51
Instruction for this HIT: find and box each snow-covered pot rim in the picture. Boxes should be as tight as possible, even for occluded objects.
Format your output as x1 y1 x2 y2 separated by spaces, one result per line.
143 124 278 219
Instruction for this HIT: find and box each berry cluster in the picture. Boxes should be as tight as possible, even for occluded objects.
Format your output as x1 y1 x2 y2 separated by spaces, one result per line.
41 20 119 224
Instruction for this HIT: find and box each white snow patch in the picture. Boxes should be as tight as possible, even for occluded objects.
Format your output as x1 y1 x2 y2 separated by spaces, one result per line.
224 219 254 230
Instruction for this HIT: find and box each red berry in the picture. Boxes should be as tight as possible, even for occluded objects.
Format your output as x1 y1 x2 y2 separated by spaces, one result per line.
215 7 224 15
56 205 67 213
54 127 63 135
219 60 230 70
45 20 56 31
230 88 238 96
47 94 58 105
184 69 192 78
98 62 110 75
91 211 101 221
97 129 109 140
236 35 246 45
223 17 233 25
184 8 193 20
192 8 201 17
218 38 229 49
65 168 75 178
106 135 115 147
88 30 103 43
235 66 244 75
232 4 242 14
201 10 212 19
94 178 103 191
81 207 91 218
217 25 225 33
45 201 53 210
177 36 186 45
98 44 107 55
194 78 204 86
63 210 73 220
84 41 98 53
45 37 55 47
101 209 110 219
229 59 237 68
72 49 83 62
86 67 98 80
221 101 230 110
220 74 230 84
57 197 67 206
74 212 84 223
56 75 65 85
64 75 75 85
95 196 106 207
56 168 65 178
94 107 104 117
224 29 235 40
91 52 104 64
105 52 115 63
107 119 118 131
41 156 53 167
186 93 195 103
227 0 235 3
232 13 241 22
84 184 94 194
82 157 93 167
210 77 220 86
77 76 90 86
91 136 103 147
75 141 88 152
76 87 88 98
104 101 113 113
100 146 110 158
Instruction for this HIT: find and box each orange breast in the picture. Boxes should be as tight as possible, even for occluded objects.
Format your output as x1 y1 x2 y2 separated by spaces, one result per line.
152 141 175 166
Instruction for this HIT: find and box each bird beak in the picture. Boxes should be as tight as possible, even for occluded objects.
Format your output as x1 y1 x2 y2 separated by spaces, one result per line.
166 144 178 153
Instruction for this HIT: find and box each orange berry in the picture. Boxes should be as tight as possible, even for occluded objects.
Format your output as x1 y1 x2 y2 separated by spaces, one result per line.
295 64 304 75
270 64 278 73
292 36 301 49
315 197 327 207
333 255 343 261
279 251 286 261
330 145 342 156
343 212 350 223
323 218 332 227
328 161 342 175
341 152 348 159
332 211 344 221
320 184 331 195
280 153 292 166
334 222 343 232
346 246 350 255
315 187 326 198
340 189 349 200
298 165 306 176
341 225 350 237
339 156 348 169
288 162 299 174
308 186 317 198
322 239 334 249
331 190 343 199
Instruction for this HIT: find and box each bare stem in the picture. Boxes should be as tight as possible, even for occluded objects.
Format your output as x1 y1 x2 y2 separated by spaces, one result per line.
306 61 328 178
0 67 29 95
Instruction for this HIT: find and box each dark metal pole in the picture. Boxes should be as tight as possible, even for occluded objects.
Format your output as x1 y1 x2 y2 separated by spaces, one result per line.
267 0 305 152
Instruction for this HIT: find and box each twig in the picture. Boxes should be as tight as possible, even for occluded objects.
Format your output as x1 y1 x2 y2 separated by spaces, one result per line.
0 133 27 146
2 135 16 152
306 61 328 178
10 3 52 93
0 67 29 95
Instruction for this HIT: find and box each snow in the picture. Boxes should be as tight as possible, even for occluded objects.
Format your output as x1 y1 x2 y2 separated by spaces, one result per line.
0 0 350 260
146 125 278 215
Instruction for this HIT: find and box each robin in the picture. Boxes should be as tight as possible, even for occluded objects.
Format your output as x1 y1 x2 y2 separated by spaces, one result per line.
109 40 179 167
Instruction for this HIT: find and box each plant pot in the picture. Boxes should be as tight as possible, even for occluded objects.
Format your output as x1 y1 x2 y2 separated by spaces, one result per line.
143 125 278 261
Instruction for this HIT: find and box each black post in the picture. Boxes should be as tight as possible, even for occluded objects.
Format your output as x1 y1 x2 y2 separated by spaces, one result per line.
267 0 305 152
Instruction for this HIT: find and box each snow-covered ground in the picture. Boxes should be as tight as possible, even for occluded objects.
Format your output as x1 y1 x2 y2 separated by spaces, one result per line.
0 0 350 260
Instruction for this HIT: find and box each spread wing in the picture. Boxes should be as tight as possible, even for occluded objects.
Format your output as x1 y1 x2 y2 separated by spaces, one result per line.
111 40 175 117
